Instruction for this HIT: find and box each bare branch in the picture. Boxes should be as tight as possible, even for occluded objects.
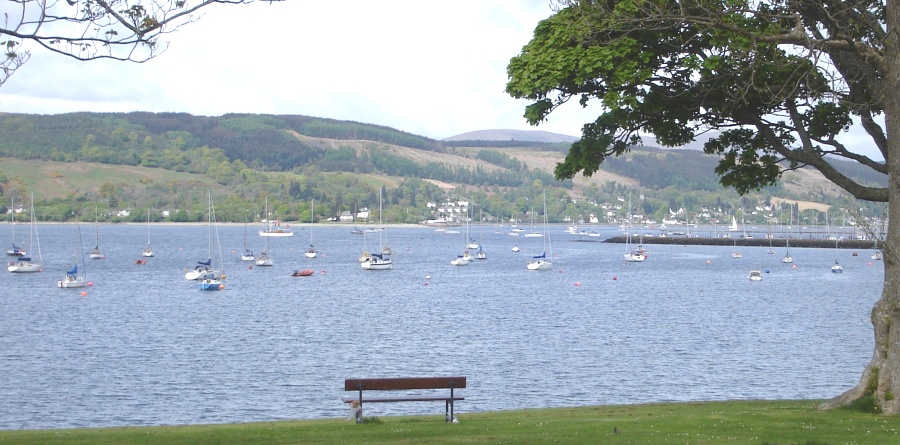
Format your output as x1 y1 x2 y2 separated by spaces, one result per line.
0 0 282 84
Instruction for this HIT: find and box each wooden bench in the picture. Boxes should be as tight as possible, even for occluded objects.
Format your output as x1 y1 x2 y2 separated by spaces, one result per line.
342 376 466 423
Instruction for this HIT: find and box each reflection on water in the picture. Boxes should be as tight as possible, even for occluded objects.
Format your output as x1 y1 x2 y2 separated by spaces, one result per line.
0 224 882 429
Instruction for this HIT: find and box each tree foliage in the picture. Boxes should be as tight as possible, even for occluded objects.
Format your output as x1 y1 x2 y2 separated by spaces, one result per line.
507 0 897 413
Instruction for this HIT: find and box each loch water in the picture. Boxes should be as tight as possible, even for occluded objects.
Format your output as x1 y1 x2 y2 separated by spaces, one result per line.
0 223 883 430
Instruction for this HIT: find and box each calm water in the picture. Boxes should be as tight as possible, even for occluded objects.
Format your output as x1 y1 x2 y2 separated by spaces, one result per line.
0 223 883 430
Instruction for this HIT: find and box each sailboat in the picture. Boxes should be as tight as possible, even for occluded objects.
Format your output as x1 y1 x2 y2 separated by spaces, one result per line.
185 191 226 282
361 188 393 270
7 193 42 273
782 236 793 263
196 191 226 291
256 197 274 266
623 197 646 262
450 223 472 266
57 219 88 288
782 209 794 263
241 216 254 261
305 199 318 258
730 237 742 258
258 199 293 237
728 215 739 232
475 240 487 260
6 198 25 257
450 250 471 266
142 208 155 257
526 191 553 271
767 224 775 254
88 208 105 259
831 239 844 273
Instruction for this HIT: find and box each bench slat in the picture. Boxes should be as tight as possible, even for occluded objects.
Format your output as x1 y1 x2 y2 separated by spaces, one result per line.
343 396 465 403
344 376 466 391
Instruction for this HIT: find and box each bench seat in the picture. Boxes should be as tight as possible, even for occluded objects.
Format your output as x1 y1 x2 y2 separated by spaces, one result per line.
343 376 466 422
342 395 465 403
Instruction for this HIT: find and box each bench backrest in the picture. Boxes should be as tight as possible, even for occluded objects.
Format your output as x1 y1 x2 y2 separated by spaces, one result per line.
345 377 466 391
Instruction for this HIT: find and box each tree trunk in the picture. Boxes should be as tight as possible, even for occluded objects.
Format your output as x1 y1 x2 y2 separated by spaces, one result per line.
820 0 900 415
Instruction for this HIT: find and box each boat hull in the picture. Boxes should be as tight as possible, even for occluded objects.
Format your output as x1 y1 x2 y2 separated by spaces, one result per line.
526 259 552 271
185 269 224 281
8 261 41 273
56 277 87 288
450 257 470 266
197 280 224 291
259 230 293 237
361 259 393 270
624 253 646 262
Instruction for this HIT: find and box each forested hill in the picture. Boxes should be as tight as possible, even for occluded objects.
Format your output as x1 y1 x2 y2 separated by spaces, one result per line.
0 112 449 171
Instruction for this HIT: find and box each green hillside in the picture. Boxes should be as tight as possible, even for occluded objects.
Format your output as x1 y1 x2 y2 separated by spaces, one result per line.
0 112 884 225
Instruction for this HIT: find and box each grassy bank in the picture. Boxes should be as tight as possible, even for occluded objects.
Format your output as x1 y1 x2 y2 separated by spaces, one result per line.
1 400 897 444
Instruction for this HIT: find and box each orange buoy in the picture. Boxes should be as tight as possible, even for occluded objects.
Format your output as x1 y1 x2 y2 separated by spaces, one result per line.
80 291 87 297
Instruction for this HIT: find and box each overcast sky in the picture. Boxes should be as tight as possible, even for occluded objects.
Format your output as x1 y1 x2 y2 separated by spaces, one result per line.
0 1 606 140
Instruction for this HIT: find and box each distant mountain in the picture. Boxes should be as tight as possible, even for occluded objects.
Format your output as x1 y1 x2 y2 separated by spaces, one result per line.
444 129 579 143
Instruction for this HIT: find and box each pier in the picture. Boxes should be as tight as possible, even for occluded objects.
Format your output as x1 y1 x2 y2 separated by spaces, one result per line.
603 235 878 250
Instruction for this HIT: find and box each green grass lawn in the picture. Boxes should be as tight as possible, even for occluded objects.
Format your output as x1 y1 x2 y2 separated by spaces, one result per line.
1 400 898 445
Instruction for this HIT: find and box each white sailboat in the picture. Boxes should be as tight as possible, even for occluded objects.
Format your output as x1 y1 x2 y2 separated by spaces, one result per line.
450 251 471 266
7 193 42 273
624 230 647 262
256 197 274 266
142 208 155 257
196 191 226 290
731 237 742 258
526 191 553 271
783 209 794 263
185 191 226 282
57 220 88 288
89 208 105 259
361 189 393 270
450 225 472 266
475 242 487 260
258 199 293 237
782 236 793 263
831 239 844 273
623 198 646 262
728 215 739 232
241 216 254 261
305 199 318 258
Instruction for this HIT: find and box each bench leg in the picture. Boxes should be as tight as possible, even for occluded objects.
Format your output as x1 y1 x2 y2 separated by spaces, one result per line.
445 397 456 422
447 387 456 422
